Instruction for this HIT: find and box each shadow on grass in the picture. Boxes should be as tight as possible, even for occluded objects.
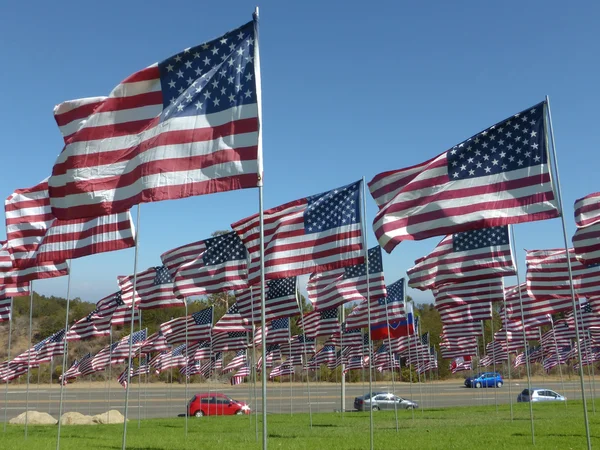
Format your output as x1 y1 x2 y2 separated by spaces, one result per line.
548 433 600 439
269 434 298 438
312 424 339 428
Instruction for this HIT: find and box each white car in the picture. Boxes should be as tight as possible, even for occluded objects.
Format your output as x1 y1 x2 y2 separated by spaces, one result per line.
517 388 566 403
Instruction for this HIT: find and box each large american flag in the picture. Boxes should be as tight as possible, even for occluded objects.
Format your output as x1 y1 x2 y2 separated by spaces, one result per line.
161 232 248 297
232 180 364 284
345 277 406 328
299 308 340 338
0 297 12 322
161 307 213 345
119 266 185 310
253 317 289 346
0 362 29 382
0 240 68 284
407 226 514 290
212 303 251 333
5 179 135 266
306 246 386 311
236 277 300 324
109 329 148 362
436 299 492 325
572 192 600 266
49 20 261 220
506 282 569 321
369 102 559 252
211 331 248 352
433 278 505 304
0 282 29 298
575 192 600 228
88 291 139 327
66 309 112 341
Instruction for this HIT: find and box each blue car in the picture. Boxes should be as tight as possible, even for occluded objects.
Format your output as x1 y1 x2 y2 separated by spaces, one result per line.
464 372 503 388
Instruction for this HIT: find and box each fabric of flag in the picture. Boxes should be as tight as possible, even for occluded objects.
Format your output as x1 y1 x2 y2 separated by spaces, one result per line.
330 324 364 347
543 346 572 372
507 282 573 321
49 20 261 220
5 179 135 266
433 278 505 304
0 283 29 298
230 364 250 385
574 192 600 228
66 312 112 341
108 329 148 363
579 301 600 330
200 353 222 378
346 278 406 329
232 180 364 284
236 277 299 324
0 297 12 322
161 232 248 297
253 317 290 346
35 329 66 363
269 360 295 378
299 308 339 338
161 307 213 345
407 226 514 290
0 362 29 382
343 356 365 373
118 366 133 389
60 354 89 384
119 266 185 310
450 356 473 374
223 349 247 374
257 344 282 372
283 334 316 356
212 331 248 352
0 240 68 284
306 246 387 311
572 193 600 265
500 308 552 331
187 340 212 361
313 344 337 366
87 291 139 327
212 303 251 333
139 331 170 354
369 102 559 252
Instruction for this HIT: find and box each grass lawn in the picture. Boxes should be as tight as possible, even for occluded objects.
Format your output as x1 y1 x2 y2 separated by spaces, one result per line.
2 401 599 449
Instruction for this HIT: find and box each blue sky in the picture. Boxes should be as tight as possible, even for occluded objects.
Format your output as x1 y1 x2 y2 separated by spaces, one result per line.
1 0 598 305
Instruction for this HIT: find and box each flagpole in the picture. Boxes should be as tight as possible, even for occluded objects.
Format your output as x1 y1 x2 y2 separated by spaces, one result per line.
490 312 498 413
137 309 143 429
107 326 113 424
480 321 486 405
545 96 591 449
406 318 415 420
582 327 595 414
49 356 54 414
184 300 189 436
549 316 567 408
340 317 345 417
121 204 141 450
501 285 514 420
24 281 34 439
384 303 399 432
288 327 293 416
3 297 14 432
586 330 596 414
509 226 535 445
297 312 313 428
249 289 258 441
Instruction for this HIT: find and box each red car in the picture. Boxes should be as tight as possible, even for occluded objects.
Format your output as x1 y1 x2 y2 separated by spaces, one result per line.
188 392 251 417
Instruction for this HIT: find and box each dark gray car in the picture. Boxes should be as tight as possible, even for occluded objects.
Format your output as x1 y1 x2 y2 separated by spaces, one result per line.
354 392 418 411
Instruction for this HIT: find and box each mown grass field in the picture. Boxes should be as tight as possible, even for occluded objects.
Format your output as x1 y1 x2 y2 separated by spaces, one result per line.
2 401 599 449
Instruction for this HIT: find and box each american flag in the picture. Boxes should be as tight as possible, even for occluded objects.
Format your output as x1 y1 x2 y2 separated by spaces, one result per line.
369 102 559 252
493 328 538 351
212 331 248 352
223 349 247 374
232 180 364 284
213 303 251 333
0 297 12 322
118 366 133 389
543 345 572 372
133 356 151 378
5 179 135 266
200 353 222 378
343 356 366 373
85 291 139 328
109 329 148 363
441 322 482 339
35 329 66 363
161 307 213 345
500 307 552 331
345 278 406 328
450 356 473 373
407 226 514 290
479 340 508 367
119 266 184 310
433 270 506 304
49 20 261 220
574 192 600 228
573 222 600 267
59 355 89 384
230 364 251 385
312 344 337 366
526 248 600 299
79 347 110 376
257 345 282 372
0 362 29 382
0 283 29 298
161 232 248 297
300 308 339 338
180 361 202 378
236 277 299 324
577 301 600 330
187 340 212 361
66 312 112 341
0 240 68 284
435 297 493 325
152 345 188 372
306 246 386 311
253 317 290 346
283 334 315 356
506 282 573 320
330 324 364 347
269 360 295 378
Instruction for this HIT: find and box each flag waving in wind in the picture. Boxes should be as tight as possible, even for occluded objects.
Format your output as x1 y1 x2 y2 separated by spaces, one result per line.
572 192 600 266
369 101 559 252
49 20 261 220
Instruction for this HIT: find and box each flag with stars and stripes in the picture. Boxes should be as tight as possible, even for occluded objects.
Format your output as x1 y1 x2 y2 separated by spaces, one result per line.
5 179 135 266
0 240 68 285
35 329 66 363
282 334 316 356
161 307 214 345
212 331 248 352
108 329 148 363
307 246 387 311
329 324 364 347
0 282 29 298
213 303 251 333
161 232 248 297
253 317 290 346
369 102 559 252
299 308 340 339
312 344 337 366
0 297 12 322
118 366 133 389
572 193 600 266
66 312 112 341
346 278 406 329
269 360 295 379
49 20 261 220
119 265 185 310
232 180 364 285
407 226 515 290
236 277 300 324
223 349 247 374
139 331 170 354
230 364 251 385
85 291 139 327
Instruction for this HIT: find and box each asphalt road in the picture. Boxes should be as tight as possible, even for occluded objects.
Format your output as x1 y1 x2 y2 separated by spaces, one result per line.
1 378 597 421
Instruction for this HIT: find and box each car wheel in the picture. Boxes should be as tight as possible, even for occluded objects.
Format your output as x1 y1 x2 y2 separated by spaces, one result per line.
372 406 380 411
235 410 244 415
194 410 204 417
475 382 482 388
496 381 503 388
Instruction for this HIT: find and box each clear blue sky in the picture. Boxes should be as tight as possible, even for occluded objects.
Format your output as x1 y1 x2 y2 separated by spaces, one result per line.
1 0 598 305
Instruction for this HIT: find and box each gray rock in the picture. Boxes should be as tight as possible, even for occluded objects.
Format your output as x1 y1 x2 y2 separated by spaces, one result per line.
9 411 57 425
60 412 96 425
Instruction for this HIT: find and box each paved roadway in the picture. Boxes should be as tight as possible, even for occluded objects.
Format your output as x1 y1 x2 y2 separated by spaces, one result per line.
1 378 597 421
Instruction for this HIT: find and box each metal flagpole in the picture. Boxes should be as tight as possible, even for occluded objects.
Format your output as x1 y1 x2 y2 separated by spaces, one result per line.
107 326 113 421
121 204 142 450
24 281 34 439
56 261 73 448
360 177 374 450
36 366 41 411
587 330 596 414
49 357 54 414
249 290 258 441
3 297 14 432
545 95 591 449
340 318 345 417
406 316 415 420
88 375 92 415
501 284 514 420
137 309 143 428
384 302 399 432
416 328 425 414
480 321 486 405
582 327 595 414
549 316 567 408
289 327 293 416
509 225 535 445
490 313 498 413
184 300 189 436
297 312 313 428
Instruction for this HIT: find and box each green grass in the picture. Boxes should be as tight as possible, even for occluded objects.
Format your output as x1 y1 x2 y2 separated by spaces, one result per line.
2 402 599 449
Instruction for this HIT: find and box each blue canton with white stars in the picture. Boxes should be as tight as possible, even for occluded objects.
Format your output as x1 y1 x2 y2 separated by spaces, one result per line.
379 278 404 306
304 180 361 234
446 102 546 180
344 246 383 278
227 303 240 315
157 21 257 120
172 344 186 356
320 308 339 321
271 318 289 330
452 226 509 252
266 277 296 300
114 291 125 307
266 344 280 353
192 308 213 326
202 231 247 266
130 329 147 345
227 331 248 339
154 266 173 285
322 345 336 353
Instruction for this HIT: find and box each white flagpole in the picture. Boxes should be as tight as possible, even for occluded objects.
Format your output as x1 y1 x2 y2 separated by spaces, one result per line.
490 312 498 413
184 300 189 436
406 314 415 420
24 281 34 439
545 96 591 449
107 326 113 423
501 285 514 420
360 177 374 450
297 312 313 428
137 309 143 429
586 330 597 414
384 301 399 432
509 226 535 445
288 326 293 416
121 204 141 450
549 316 567 408
56 261 73 449
249 289 258 441
3 297 14 432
